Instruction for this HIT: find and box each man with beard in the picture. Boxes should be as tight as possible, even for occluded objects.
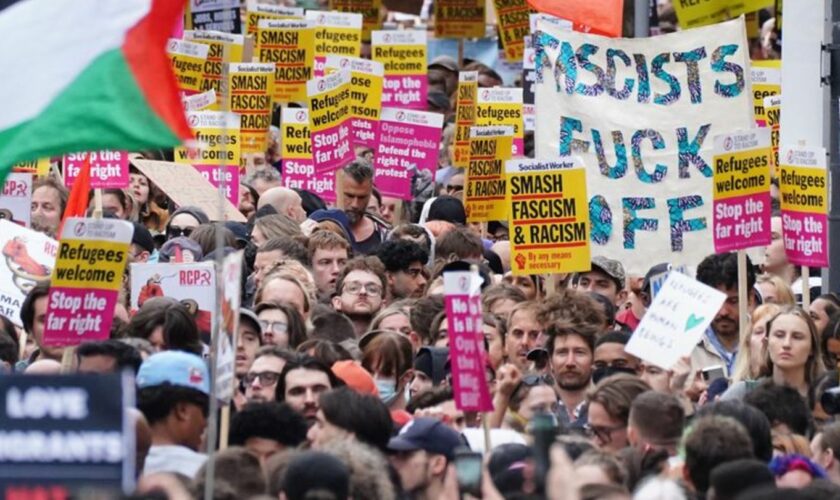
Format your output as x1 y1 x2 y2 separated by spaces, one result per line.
546 320 597 427
275 355 341 426
31 178 67 239
690 252 756 379
245 346 296 403
376 239 429 301
338 160 388 255
331 256 387 337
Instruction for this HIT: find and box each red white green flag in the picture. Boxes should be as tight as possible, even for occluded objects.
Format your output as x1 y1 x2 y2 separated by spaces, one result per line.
0 0 192 175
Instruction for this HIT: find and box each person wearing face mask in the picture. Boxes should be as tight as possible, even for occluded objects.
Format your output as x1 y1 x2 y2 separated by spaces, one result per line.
360 331 414 422
591 333 640 384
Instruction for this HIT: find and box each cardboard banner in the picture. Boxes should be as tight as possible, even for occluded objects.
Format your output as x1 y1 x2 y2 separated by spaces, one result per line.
465 126 514 222
0 221 56 325
307 70 354 175
477 88 524 157
43 218 132 346
166 38 209 95
62 151 129 189
0 173 32 227
443 270 493 412
174 110 241 206
765 94 781 174
225 63 275 155
217 251 243 402
186 0 241 33
435 0 486 39
751 60 781 127
0 373 133 497
454 72 479 168
130 262 217 344
625 271 726 369
712 129 772 252
280 108 336 202
372 30 428 110
374 108 443 200
673 0 773 30
324 56 384 149
12 158 50 176
184 30 247 107
130 159 245 222
534 18 753 273
256 19 315 104
329 0 382 42
506 158 591 275
245 2 304 37
305 10 363 75
183 89 218 111
779 146 828 267
494 0 531 62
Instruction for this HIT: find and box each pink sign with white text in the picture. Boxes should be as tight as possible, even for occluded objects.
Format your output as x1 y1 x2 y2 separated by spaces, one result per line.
375 108 442 200
63 151 130 189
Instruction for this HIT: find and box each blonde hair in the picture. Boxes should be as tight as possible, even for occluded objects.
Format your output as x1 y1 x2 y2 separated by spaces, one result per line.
254 214 302 240
255 270 311 314
369 300 414 332
756 274 795 305
261 260 317 305
731 303 782 383
762 305 825 389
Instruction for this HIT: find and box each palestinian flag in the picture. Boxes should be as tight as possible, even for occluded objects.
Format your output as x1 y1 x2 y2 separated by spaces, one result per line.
0 0 192 176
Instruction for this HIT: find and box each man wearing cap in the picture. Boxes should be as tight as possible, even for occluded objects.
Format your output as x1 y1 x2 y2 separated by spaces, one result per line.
136 351 210 477
235 310 263 409
130 222 156 263
575 256 627 307
388 417 464 499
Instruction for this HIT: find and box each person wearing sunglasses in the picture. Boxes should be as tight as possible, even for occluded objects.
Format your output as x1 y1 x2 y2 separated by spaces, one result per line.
503 372 559 433
585 374 651 454
165 205 209 241
244 346 297 404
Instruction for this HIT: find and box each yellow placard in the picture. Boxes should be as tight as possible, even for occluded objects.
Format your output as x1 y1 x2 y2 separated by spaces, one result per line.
225 63 275 155
454 72 478 168
465 127 513 222
306 11 363 58
52 240 130 290
506 159 590 275
673 0 773 29
325 56 384 145
167 39 209 94
13 158 50 176
245 4 304 37
765 95 781 175
256 19 314 103
184 30 246 106
476 88 524 156
494 0 531 62
281 108 312 161
779 166 827 215
174 111 242 166
329 0 382 42
713 148 772 200
435 0 486 39
751 60 781 126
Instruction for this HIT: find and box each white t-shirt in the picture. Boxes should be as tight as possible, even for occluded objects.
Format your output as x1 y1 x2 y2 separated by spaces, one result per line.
143 445 207 478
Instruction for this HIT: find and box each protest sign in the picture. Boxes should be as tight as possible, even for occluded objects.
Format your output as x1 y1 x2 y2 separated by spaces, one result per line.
374 108 443 200
280 108 336 202
62 151 129 189
305 10 363 75
307 70 354 174
534 18 753 273
435 0 486 39
477 87 524 157
256 19 314 104
672 0 773 29
216 251 243 402
184 30 247 105
443 270 493 412
186 0 241 33
225 63 275 155
167 38 209 95
245 2 303 37
523 40 535 105
183 89 218 111
454 72 479 168
0 373 133 496
372 30 428 110
523 103 535 132
765 94 781 173
465 126 514 222
12 158 50 176
712 129 772 252
626 271 726 369
174 110 241 206
0 173 32 227
130 159 246 222
0 221 56 325
779 146 828 267
44 218 133 346
751 60 781 127
324 56 384 149
494 0 531 62
506 158 591 274
329 0 382 42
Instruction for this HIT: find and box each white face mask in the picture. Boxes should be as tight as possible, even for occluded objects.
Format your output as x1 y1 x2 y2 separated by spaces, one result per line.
376 377 399 405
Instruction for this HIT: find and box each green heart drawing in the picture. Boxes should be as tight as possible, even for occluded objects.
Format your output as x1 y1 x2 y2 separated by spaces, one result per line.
685 314 705 332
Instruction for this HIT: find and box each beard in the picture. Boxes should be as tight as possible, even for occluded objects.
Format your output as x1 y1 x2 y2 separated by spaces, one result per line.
346 209 363 225
31 217 57 239
556 370 590 391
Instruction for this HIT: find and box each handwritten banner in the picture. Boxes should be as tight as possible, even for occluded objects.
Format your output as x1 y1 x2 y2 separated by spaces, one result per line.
534 18 753 273
280 108 335 202
372 30 428 110
465 126 513 222
779 146 828 267
374 108 443 200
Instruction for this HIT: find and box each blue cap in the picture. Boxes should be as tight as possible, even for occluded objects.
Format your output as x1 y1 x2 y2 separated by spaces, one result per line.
136 351 210 395
387 417 464 460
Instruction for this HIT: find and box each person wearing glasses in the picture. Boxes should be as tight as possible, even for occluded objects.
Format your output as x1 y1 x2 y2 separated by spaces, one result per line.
244 346 297 404
376 239 429 301
585 374 651 454
164 206 208 241
331 256 388 337
254 302 307 349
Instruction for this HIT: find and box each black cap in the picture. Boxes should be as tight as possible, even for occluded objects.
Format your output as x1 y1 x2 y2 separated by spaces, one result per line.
428 196 466 225
282 451 350 500
131 222 155 253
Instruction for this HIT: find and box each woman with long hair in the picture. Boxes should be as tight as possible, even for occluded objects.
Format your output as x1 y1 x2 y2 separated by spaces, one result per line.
731 303 782 383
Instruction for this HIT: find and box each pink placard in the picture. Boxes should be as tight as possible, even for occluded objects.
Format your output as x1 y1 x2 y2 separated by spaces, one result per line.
44 288 118 345
193 165 240 207
312 122 354 175
374 108 443 200
782 210 828 267
63 151 130 189
382 76 428 110
282 159 337 203
713 192 771 252
444 271 493 412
